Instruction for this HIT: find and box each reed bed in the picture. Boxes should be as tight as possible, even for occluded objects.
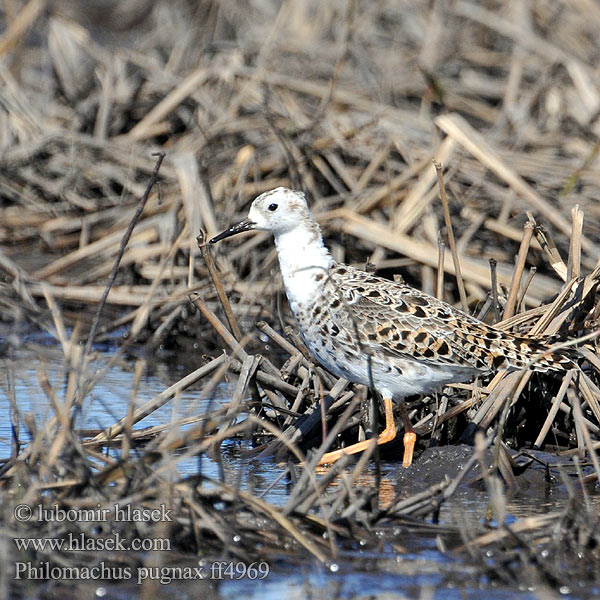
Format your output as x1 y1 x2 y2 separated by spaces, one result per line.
1 0 600 595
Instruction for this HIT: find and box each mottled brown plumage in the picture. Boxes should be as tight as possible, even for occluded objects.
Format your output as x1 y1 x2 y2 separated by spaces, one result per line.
301 263 573 394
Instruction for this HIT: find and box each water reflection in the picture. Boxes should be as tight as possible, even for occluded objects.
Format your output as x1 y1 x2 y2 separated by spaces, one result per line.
0 342 297 504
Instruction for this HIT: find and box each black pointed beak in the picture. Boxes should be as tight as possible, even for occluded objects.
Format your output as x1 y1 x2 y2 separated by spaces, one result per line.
210 219 256 243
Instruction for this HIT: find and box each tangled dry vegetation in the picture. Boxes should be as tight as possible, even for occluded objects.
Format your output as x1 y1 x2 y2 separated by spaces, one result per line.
1 0 600 595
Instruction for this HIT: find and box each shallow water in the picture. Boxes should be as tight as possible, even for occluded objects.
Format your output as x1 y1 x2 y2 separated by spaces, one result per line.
0 341 294 506
1 340 598 599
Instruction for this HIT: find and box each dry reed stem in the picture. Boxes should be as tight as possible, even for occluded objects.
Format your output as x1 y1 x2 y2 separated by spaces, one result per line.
515 267 536 315
502 218 535 320
198 231 243 342
434 159 468 311
435 113 599 256
436 236 445 300
190 293 249 360
0 0 45 57
83 152 166 360
92 353 227 442
217 482 329 563
534 225 568 282
569 388 600 481
533 371 575 448
567 205 583 281
488 258 500 323
392 138 455 232
334 209 560 305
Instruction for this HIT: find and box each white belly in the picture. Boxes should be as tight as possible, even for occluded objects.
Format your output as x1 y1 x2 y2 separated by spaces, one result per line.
301 325 476 400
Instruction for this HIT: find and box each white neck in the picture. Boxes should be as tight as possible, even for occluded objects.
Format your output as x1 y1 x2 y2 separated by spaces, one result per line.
274 223 333 307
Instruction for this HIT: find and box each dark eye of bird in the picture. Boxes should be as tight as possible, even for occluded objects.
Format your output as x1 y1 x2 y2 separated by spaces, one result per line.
268 203 278 212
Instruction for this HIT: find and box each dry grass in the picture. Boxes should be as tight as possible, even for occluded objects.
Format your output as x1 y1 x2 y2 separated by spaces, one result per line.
1 0 600 595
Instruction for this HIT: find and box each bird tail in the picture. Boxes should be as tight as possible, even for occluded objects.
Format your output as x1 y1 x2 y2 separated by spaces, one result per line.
504 333 579 372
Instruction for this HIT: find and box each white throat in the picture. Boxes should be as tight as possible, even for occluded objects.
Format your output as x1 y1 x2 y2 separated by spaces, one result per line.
273 224 333 307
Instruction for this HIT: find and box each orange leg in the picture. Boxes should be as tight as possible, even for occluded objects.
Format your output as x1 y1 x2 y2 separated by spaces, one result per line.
317 396 397 465
398 399 416 468
317 396 417 467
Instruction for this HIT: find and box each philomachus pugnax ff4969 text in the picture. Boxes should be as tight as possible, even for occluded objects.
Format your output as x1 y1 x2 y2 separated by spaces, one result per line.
210 187 575 467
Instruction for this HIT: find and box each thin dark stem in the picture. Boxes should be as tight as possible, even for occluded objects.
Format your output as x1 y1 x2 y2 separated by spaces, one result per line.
72 151 165 423
83 151 165 359
489 258 500 323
